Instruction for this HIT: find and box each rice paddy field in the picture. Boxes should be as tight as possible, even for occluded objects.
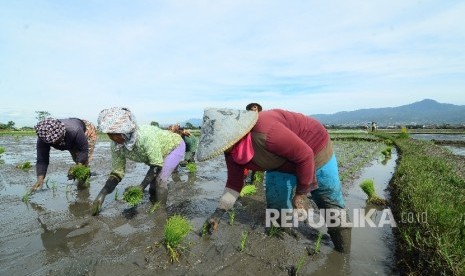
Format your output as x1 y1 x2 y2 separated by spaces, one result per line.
0 129 464 275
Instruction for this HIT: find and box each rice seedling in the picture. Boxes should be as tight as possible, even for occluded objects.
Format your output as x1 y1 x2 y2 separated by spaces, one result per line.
314 232 323 254
164 215 192 262
16 161 32 171
114 189 119 200
228 209 236 225
267 225 284 238
149 201 160 213
67 164 91 187
0 146 5 156
122 186 144 207
240 184 256 197
359 179 388 206
295 253 307 275
252 171 264 185
22 190 31 202
186 162 197 173
240 231 248 252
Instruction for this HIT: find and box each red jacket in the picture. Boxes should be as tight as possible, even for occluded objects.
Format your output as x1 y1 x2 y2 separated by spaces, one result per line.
225 109 331 195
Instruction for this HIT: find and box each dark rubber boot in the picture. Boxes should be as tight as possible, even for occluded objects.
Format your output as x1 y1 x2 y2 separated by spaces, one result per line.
328 226 352 253
149 181 168 205
91 190 108 216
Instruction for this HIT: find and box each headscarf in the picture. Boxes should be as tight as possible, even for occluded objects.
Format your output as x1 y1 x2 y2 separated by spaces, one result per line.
98 107 138 150
35 118 66 145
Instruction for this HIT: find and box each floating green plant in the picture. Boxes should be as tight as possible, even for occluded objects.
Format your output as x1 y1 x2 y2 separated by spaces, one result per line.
68 164 91 187
16 161 32 171
240 184 256 197
186 162 197 173
240 231 248 252
164 215 192 262
360 179 388 206
122 186 144 207
228 209 236 225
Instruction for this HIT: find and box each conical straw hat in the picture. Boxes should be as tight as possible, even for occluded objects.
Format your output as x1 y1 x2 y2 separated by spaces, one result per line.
196 108 258 162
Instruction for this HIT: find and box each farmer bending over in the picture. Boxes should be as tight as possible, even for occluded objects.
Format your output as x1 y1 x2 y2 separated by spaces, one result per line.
92 107 185 216
197 108 351 253
31 118 97 192
168 123 198 166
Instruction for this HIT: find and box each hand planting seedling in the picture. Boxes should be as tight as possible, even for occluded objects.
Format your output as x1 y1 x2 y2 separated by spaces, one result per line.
164 215 192 262
68 164 91 188
360 179 388 206
240 184 256 197
122 186 144 207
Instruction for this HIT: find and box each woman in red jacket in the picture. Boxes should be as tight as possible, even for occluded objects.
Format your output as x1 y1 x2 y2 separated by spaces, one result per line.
197 108 350 253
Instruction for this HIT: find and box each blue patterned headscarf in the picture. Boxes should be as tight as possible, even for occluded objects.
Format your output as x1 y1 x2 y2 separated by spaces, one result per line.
35 118 66 145
98 107 138 150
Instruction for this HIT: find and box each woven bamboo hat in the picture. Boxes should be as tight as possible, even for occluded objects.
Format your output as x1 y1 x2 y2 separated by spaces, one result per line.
196 108 258 162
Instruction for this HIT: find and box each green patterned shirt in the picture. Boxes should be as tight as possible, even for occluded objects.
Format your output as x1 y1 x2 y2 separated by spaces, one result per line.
110 125 182 179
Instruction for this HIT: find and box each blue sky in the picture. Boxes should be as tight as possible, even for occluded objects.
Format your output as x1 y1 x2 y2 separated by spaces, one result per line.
1 1 465 127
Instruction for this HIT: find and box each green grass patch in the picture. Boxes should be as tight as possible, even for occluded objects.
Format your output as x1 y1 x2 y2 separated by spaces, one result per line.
122 186 144 207
376 132 465 275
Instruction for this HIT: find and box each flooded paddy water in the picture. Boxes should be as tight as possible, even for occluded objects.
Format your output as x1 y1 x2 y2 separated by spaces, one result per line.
0 135 399 275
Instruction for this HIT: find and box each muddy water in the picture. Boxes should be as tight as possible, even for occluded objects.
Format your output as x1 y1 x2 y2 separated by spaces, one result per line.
0 135 398 275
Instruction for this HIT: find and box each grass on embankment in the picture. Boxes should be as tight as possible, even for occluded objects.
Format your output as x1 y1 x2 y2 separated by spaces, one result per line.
378 133 465 275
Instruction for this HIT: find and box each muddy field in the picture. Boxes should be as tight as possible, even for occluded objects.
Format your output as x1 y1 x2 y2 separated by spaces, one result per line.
0 135 398 275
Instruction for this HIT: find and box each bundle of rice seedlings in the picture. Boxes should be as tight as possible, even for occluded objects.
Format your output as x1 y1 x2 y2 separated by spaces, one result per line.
381 147 392 158
185 162 197 173
240 184 257 197
68 164 91 187
122 186 144 207
16 161 32 171
164 215 192 262
359 179 388 206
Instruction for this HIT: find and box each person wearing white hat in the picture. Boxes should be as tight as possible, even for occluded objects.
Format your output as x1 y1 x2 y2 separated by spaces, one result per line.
92 107 185 216
197 108 350 253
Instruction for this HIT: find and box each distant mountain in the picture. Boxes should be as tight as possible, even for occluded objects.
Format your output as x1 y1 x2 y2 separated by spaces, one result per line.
311 99 465 127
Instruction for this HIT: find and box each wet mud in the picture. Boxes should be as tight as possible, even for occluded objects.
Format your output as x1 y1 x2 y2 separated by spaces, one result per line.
0 135 398 275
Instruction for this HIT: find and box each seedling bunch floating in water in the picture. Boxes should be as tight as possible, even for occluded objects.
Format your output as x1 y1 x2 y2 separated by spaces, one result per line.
359 179 388 206
163 215 192 262
122 186 144 207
